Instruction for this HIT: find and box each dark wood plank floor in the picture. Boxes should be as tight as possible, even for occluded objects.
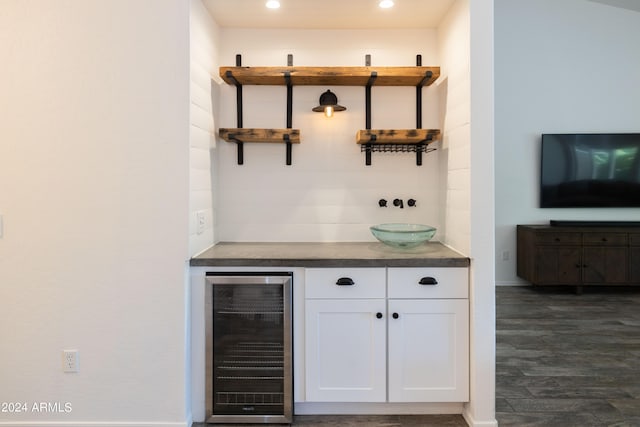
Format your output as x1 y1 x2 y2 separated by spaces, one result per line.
497 285 640 427
194 285 640 427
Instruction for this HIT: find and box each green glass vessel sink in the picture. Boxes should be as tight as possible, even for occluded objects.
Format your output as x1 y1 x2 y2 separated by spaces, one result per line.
370 223 437 248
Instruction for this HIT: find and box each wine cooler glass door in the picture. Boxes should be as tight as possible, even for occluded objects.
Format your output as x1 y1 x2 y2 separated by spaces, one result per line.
205 273 292 424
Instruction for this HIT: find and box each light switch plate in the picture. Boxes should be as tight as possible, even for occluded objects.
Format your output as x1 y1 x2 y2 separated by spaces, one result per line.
196 211 205 235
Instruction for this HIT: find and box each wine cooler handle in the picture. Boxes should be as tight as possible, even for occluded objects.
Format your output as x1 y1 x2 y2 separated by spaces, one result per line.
336 277 355 286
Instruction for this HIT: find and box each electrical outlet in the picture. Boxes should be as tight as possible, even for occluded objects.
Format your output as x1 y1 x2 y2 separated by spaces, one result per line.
62 350 79 373
502 251 510 261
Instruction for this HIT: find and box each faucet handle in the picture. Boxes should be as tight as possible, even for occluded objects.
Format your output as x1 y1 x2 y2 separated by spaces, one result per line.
408 198 417 207
378 199 387 207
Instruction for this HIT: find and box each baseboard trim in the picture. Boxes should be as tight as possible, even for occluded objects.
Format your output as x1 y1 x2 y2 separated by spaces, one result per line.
462 409 498 427
294 402 463 415
496 280 529 286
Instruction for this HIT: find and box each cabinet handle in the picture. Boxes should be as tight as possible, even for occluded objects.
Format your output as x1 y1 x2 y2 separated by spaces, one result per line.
602 237 608 242
335 277 355 286
376 312 383 319
392 313 399 319
419 277 438 285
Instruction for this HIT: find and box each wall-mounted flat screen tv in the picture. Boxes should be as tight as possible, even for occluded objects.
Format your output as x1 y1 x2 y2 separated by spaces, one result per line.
540 133 640 207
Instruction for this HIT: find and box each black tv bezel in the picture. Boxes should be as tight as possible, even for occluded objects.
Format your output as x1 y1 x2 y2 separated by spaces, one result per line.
540 133 640 208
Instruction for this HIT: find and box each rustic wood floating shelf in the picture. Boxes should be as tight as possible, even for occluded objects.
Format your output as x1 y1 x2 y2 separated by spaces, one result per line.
356 129 441 166
219 128 300 165
218 54 441 166
219 66 440 87
356 129 441 144
219 128 301 144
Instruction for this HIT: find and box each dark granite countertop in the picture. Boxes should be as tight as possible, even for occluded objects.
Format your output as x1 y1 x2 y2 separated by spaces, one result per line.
190 242 469 268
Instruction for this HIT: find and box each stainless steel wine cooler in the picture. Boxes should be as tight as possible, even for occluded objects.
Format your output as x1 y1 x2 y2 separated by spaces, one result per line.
205 272 293 424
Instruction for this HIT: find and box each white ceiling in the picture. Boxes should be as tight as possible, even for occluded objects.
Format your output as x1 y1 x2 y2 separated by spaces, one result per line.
202 0 640 31
202 0 456 29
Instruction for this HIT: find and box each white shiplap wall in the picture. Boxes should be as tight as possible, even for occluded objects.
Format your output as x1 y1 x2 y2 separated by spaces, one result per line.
215 29 443 243
438 1 472 256
189 0 219 255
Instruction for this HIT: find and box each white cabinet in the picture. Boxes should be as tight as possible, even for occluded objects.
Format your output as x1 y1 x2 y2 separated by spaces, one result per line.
304 267 469 404
304 268 386 402
387 268 469 402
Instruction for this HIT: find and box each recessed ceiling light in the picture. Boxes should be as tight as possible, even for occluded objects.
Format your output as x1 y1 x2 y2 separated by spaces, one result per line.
266 0 280 9
379 0 394 8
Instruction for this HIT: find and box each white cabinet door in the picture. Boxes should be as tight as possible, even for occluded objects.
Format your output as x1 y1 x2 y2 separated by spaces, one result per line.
305 299 386 402
387 299 469 402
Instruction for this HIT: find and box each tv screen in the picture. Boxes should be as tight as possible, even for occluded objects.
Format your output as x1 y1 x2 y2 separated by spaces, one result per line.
540 133 640 207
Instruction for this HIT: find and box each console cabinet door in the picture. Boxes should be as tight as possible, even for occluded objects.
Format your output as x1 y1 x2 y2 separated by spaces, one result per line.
305 299 386 402
534 246 581 284
387 299 469 402
632 248 640 283
582 233 628 284
582 247 628 284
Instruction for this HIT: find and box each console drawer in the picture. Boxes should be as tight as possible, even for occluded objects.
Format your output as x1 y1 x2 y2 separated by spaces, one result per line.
535 233 581 245
583 233 627 246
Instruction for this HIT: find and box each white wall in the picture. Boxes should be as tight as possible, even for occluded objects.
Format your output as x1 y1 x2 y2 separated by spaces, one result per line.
468 0 497 424
0 1 191 426
439 0 497 425
215 29 443 243
495 0 640 285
